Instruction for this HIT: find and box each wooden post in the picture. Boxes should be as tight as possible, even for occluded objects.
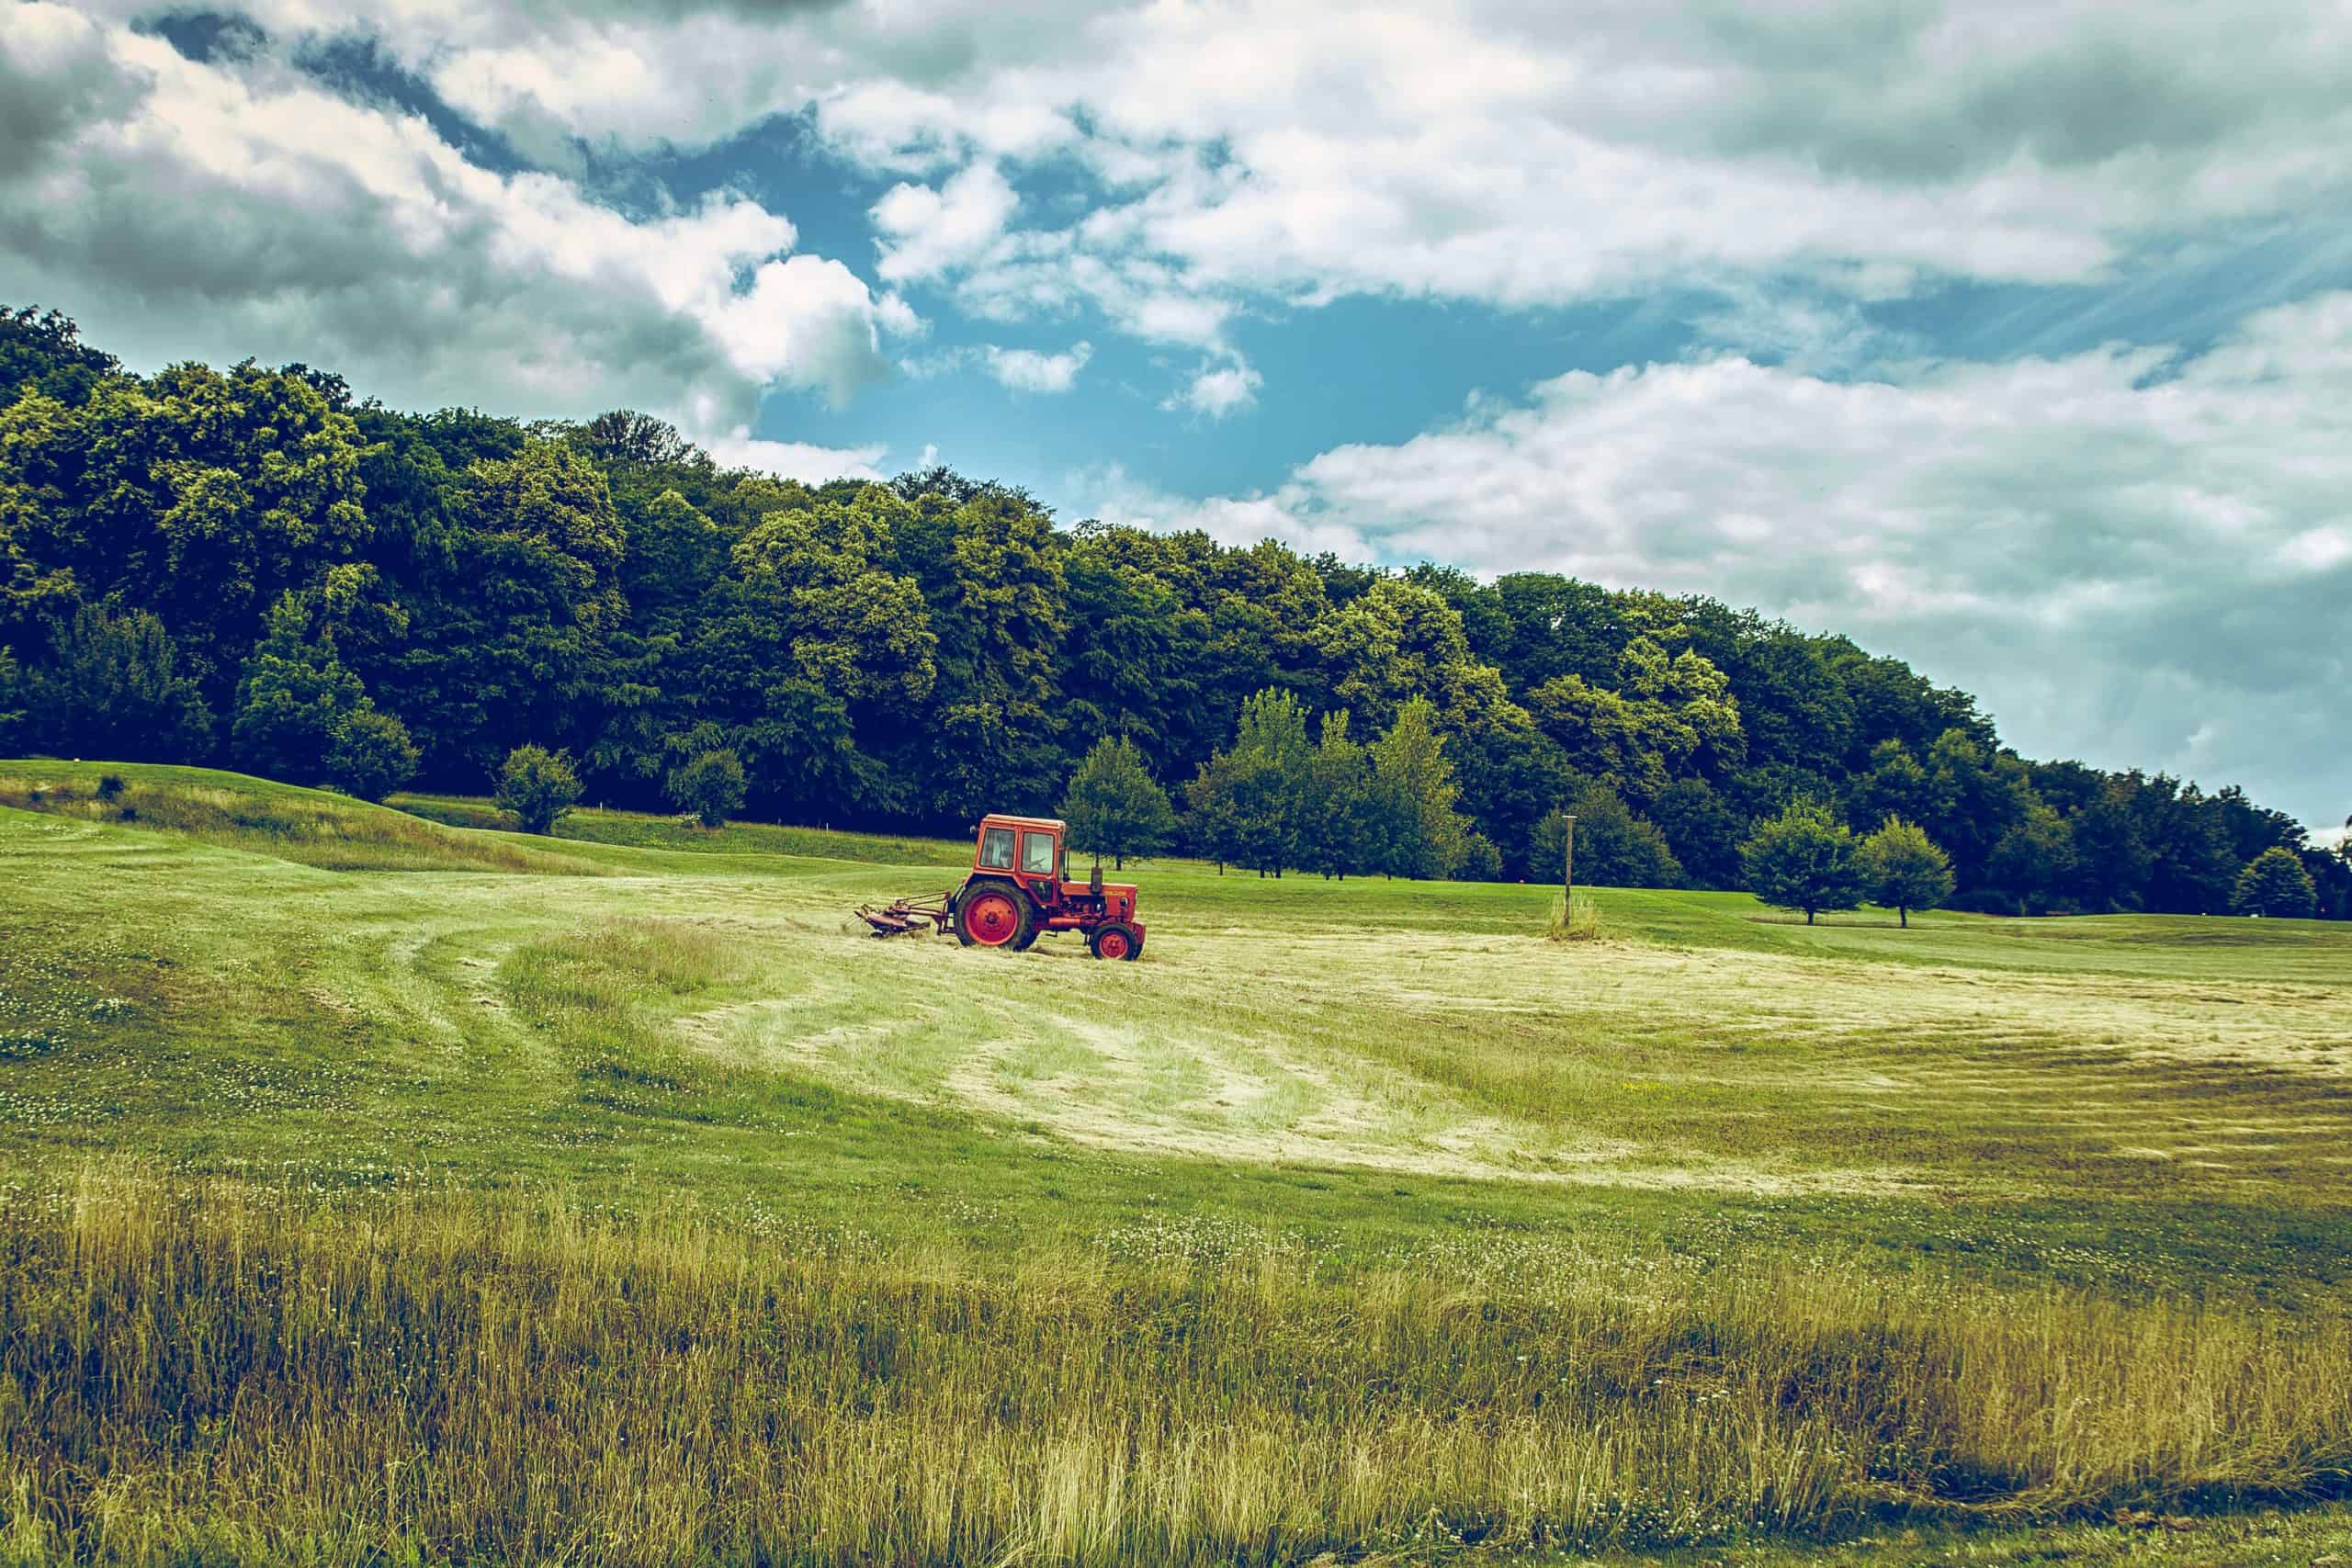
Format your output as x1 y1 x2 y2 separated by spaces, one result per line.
1562 813 1577 905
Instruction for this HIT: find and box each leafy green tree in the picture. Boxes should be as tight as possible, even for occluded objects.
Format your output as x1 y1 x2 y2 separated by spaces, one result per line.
1490 572 1625 691
1648 777 1745 890
1451 833 1504 883
0 645 22 753
2065 781 2154 911
1371 695 1468 879
0 362 370 711
1 306 118 405
1181 750 1238 874
495 744 582 835
1420 659 1562 875
1857 817 1954 927
1302 710 1382 878
389 440 628 780
1186 688 1311 875
617 488 725 638
231 593 367 782
25 604 213 762
729 491 937 711
1319 579 1475 731
1525 673 1645 793
1923 728 2031 889
580 410 700 468
1523 633 1743 802
666 748 748 829
1059 735 1176 868
1741 800 1863 924
1985 804 2075 915
1059 529 1198 770
1711 626 1854 772
1530 783 1681 889
2233 846 2318 918
1847 739 1941 830
900 484 1068 820
2134 777 2240 914
326 707 419 802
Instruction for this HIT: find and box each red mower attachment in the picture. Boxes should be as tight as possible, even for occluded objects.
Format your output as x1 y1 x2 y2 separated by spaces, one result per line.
854 814 1146 960
854 896 953 938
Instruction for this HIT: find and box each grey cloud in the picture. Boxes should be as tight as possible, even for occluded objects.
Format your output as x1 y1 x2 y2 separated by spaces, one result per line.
0 8 899 433
1679 2 2350 184
0 9 147 178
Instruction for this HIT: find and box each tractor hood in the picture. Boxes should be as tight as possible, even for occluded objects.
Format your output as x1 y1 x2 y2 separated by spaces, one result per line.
1063 878 1139 921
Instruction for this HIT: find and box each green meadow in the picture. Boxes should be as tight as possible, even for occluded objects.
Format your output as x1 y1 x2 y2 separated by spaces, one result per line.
4 761 2350 1565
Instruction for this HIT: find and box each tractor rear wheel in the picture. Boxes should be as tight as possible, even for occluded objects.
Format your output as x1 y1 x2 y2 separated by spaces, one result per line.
955 880 1034 950
1087 922 1143 961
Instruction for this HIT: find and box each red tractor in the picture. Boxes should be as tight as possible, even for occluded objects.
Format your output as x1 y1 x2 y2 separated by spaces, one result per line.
856 814 1146 960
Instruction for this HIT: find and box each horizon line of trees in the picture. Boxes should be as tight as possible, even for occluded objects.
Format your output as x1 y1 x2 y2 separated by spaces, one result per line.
4 304 2346 918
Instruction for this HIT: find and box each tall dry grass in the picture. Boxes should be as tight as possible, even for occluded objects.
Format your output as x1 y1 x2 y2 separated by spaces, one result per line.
4 1172 2348 1565
1547 891 1604 942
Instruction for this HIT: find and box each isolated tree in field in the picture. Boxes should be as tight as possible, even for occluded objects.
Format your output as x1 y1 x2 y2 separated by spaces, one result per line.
495 744 582 835
1857 816 1954 927
1371 695 1468 879
326 707 419 803
2232 845 2317 918
1741 799 1863 924
232 593 366 783
666 748 747 829
1060 735 1175 868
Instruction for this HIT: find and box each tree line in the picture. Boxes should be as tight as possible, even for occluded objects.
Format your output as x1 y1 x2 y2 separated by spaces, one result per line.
3 305 2345 918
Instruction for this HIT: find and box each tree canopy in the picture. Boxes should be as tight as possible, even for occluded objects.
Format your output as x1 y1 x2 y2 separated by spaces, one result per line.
2232 846 2318 919
1742 801 1866 925
1060 735 1176 869
1 307 2342 918
1858 817 1956 927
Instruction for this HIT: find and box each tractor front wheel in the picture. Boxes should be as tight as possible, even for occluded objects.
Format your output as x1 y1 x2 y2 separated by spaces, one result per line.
955 880 1034 950
1087 922 1143 961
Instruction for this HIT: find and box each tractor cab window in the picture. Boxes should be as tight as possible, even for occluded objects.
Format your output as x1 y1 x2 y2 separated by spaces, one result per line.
978 826 1015 870
1020 831 1057 876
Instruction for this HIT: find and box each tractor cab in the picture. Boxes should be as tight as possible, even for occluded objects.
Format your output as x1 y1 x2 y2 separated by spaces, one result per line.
955 814 1144 958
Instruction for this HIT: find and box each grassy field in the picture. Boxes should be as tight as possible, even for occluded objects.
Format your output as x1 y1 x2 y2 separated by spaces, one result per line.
3 761 2350 1564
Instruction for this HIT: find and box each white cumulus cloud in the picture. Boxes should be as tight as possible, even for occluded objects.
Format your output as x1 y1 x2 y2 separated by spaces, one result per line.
1168 360 1263 420
872 160 1019 284
981 340 1091 394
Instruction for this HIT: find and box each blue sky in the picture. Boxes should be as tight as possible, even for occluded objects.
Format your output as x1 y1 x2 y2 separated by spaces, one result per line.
3 0 2348 830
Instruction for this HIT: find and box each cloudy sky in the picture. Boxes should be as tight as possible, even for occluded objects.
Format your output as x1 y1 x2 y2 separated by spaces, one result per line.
3 0 2347 829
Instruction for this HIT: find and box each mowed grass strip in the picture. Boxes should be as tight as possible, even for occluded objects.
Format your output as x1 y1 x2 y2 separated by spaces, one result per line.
6 1170 2351 1567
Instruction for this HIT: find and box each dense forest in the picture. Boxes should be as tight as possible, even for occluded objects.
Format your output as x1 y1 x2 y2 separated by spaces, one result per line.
3 305 2344 917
